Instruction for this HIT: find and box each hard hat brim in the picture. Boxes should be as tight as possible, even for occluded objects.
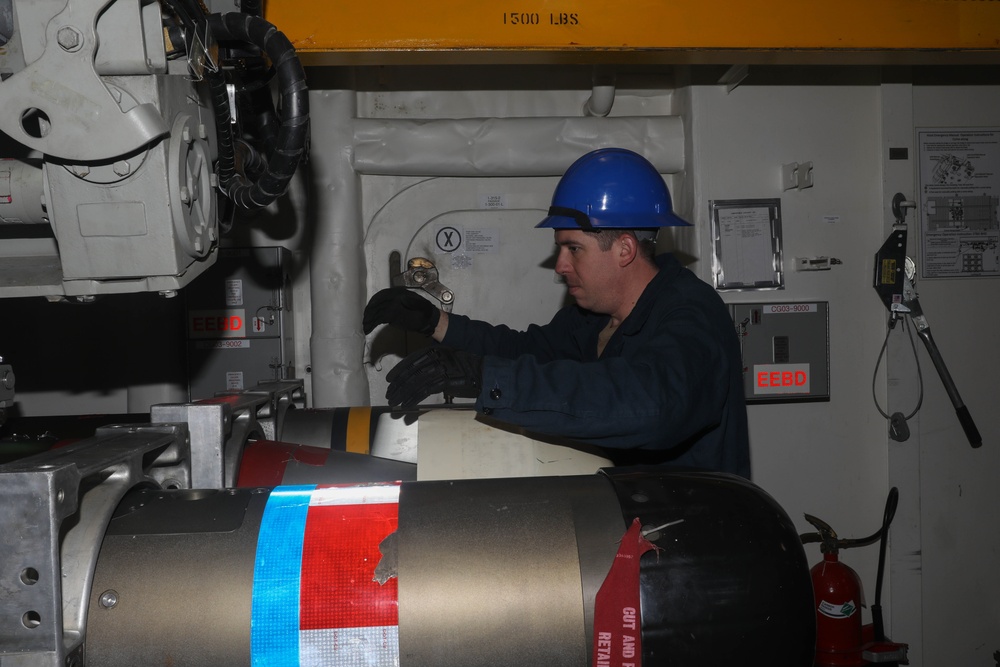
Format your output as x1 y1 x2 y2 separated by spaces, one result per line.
536 210 692 229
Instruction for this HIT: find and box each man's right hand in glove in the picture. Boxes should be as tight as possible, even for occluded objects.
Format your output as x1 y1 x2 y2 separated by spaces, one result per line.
363 287 441 336
385 347 483 408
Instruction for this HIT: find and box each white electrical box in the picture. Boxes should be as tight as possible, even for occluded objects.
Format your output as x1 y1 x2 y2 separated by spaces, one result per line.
732 302 830 403
184 247 294 400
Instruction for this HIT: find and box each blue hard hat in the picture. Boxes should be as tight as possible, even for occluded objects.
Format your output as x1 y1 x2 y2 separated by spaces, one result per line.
537 148 690 230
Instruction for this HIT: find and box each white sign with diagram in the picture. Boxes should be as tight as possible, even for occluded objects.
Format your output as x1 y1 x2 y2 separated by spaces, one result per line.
917 127 1000 278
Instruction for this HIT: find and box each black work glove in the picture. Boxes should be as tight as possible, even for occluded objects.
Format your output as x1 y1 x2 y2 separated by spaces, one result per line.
363 287 441 336
386 347 483 408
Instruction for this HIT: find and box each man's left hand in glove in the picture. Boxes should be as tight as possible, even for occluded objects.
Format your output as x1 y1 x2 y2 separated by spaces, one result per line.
386 347 483 408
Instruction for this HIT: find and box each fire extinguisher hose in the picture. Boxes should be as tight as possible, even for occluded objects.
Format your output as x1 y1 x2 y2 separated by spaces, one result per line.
871 487 899 643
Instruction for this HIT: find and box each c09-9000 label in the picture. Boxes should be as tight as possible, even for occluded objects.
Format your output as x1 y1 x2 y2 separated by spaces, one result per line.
502 12 579 25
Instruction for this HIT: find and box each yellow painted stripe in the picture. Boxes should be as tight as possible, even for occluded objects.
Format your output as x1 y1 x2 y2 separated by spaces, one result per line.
346 407 372 455
267 0 1000 55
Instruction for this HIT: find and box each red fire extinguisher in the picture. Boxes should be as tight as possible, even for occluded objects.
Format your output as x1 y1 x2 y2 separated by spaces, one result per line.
801 488 909 666
808 538 866 665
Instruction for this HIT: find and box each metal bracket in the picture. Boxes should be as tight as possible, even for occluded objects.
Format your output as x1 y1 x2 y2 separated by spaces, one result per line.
781 161 814 191
891 192 916 224
389 253 455 312
151 379 305 489
0 0 168 160
0 380 304 666
0 424 191 667
718 64 749 93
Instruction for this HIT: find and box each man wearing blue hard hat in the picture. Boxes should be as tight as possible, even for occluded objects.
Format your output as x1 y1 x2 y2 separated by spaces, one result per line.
364 148 750 478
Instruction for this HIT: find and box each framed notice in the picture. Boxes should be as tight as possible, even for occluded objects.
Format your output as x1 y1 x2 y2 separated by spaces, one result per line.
916 127 1000 278
709 198 784 291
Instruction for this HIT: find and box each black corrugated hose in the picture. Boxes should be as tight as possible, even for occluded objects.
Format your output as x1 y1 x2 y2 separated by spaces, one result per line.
204 12 309 211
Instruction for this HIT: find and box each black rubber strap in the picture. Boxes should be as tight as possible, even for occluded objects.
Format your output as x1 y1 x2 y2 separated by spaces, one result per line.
548 205 594 230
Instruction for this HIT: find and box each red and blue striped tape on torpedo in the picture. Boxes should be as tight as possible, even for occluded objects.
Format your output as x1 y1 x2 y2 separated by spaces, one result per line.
251 484 401 667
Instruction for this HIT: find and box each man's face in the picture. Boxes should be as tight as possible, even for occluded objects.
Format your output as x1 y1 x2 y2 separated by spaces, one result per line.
553 229 620 314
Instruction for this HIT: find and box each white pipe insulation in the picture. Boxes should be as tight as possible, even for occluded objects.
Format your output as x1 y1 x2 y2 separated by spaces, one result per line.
351 116 684 176
307 90 370 408
306 89 686 407
583 83 616 117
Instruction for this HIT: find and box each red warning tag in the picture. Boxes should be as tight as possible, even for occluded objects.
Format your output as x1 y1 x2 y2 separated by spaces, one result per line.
593 518 657 667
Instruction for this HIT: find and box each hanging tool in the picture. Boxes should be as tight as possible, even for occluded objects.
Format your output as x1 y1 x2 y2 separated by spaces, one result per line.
872 193 982 448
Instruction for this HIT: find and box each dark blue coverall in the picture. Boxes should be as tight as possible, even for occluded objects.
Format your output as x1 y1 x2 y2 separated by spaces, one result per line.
441 253 751 478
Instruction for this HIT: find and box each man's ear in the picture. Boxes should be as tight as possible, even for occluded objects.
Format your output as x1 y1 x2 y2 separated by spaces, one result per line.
617 232 639 267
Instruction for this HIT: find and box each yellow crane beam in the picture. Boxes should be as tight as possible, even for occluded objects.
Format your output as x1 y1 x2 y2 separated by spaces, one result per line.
265 0 1000 66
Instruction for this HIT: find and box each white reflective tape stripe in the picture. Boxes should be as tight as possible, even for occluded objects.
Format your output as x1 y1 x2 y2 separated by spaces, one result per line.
300 627 400 667
309 484 401 507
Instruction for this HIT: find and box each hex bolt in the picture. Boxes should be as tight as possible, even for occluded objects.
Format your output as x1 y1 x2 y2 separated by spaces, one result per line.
57 27 82 52
179 186 191 204
113 160 131 176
